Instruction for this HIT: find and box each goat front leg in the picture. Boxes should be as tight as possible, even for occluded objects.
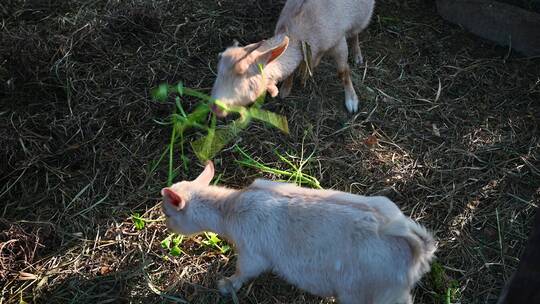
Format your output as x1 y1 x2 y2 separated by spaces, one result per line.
330 37 359 113
218 253 269 295
279 73 294 99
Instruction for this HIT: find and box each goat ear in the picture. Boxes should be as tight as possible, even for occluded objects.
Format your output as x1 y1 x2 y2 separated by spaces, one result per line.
233 36 289 74
234 59 252 74
243 41 264 53
234 41 264 74
193 161 214 185
264 35 289 65
161 188 186 210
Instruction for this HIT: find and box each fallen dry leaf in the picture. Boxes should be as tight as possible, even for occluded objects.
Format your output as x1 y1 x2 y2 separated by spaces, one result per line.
364 135 378 146
99 265 112 275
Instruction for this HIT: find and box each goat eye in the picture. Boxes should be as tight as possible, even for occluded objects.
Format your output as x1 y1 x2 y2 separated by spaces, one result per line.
217 52 223 59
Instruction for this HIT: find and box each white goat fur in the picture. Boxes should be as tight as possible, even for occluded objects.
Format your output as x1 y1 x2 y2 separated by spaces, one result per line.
211 0 375 113
161 162 436 304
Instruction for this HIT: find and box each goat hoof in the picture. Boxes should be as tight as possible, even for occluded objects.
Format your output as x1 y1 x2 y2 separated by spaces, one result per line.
218 278 233 296
355 54 364 65
345 94 359 113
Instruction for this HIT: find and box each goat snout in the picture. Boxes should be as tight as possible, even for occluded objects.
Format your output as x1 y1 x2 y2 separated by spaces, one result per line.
210 103 227 117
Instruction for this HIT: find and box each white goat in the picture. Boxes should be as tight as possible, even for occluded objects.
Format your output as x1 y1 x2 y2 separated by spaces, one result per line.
161 161 436 304
210 0 375 115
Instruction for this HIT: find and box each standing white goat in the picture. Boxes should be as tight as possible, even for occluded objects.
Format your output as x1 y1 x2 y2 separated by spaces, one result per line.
210 0 375 115
161 161 436 304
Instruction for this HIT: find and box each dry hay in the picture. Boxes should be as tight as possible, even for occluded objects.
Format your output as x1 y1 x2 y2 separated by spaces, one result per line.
1 0 539 303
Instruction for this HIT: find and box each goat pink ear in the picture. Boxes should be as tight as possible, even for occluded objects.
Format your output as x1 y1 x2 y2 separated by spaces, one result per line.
161 188 185 210
265 36 289 65
234 41 265 74
234 37 288 74
194 161 215 185
234 60 251 74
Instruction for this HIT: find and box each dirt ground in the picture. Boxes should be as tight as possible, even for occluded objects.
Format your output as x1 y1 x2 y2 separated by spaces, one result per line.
1 0 539 303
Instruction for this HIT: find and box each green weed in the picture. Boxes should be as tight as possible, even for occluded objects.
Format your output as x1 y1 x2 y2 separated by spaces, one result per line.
161 233 184 256
202 232 230 254
428 261 461 304
235 145 322 189
131 213 163 230
150 78 289 186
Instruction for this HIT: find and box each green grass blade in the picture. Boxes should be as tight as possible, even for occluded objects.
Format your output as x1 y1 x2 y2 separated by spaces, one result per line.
249 108 289 134
167 127 176 186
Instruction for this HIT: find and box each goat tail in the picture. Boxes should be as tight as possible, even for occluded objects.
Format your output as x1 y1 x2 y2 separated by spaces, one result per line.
380 216 436 279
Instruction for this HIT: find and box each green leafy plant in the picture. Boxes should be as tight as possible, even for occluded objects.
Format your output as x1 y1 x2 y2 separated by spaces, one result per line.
150 77 289 186
428 261 461 304
202 232 230 254
131 213 164 230
235 145 322 189
131 213 146 230
161 233 184 256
